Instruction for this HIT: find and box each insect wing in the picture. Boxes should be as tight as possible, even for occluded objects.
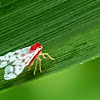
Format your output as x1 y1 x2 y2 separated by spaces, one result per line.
4 65 17 80
0 52 14 68
4 50 35 80
3 46 41 80
0 56 8 68
0 46 30 68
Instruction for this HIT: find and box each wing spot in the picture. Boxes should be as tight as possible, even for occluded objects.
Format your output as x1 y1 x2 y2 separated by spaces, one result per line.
21 54 25 56
25 62 27 64
22 59 25 62
14 53 18 55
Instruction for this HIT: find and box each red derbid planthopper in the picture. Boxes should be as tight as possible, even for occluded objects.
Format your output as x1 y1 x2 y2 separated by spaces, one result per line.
0 43 55 80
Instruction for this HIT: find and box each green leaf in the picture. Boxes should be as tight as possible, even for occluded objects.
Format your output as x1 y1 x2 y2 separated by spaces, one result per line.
0 0 100 91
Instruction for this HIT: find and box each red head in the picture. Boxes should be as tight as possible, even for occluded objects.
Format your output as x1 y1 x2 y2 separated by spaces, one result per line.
30 43 42 52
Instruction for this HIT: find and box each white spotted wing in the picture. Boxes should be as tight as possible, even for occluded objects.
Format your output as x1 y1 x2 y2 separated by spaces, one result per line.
0 47 41 80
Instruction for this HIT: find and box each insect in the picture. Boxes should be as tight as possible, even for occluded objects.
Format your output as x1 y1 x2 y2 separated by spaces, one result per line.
0 43 55 80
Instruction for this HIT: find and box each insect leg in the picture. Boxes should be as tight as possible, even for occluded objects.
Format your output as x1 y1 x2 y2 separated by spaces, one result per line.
39 52 46 59
42 53 55 60
28 61 34 71
38 57 42 73
33 59 38 75
42 54 46 59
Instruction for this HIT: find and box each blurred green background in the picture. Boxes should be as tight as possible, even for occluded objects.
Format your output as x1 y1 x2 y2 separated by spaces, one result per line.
0 57 100 100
